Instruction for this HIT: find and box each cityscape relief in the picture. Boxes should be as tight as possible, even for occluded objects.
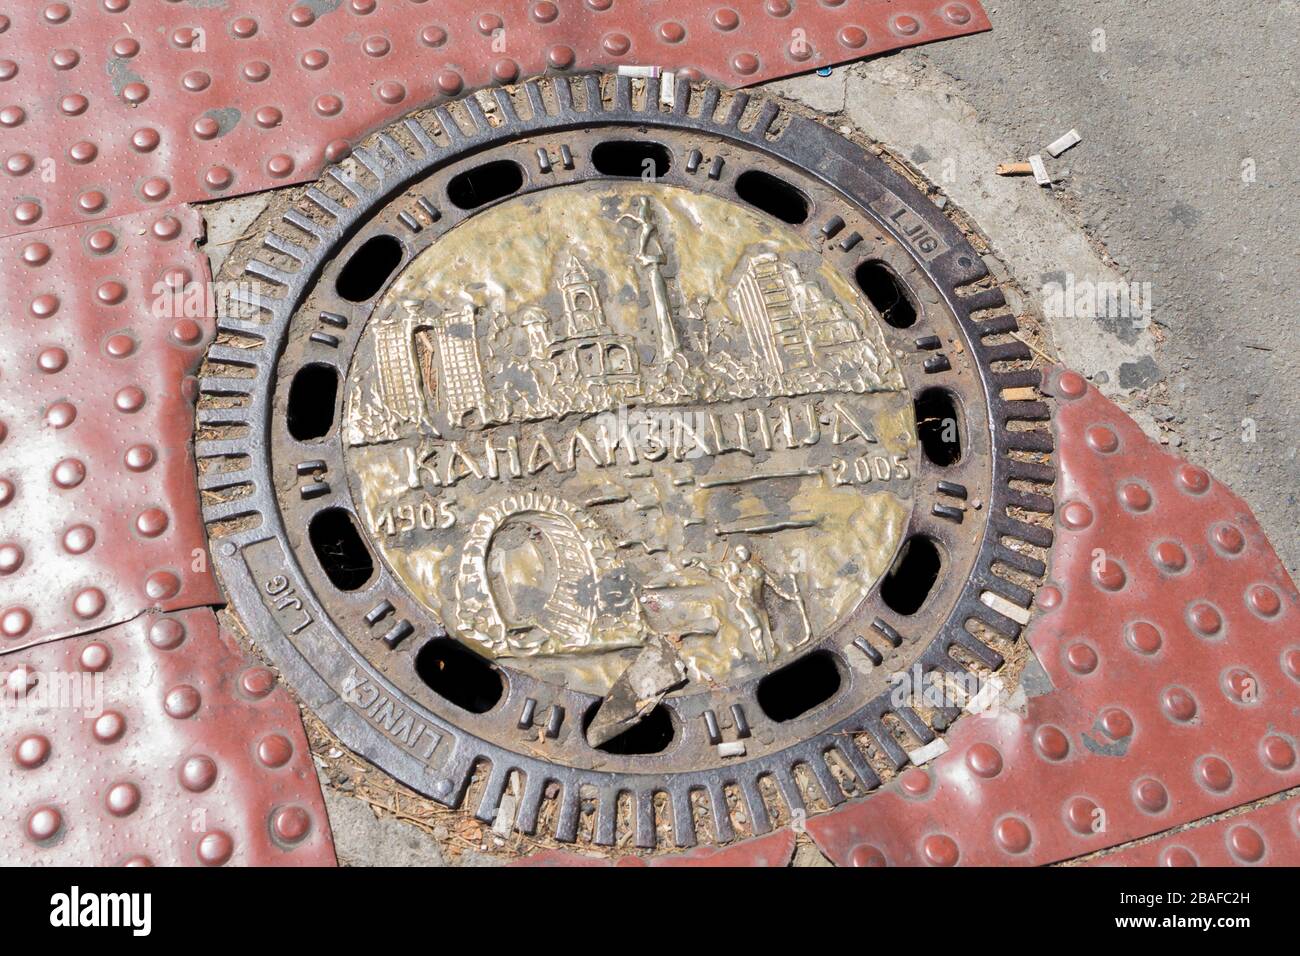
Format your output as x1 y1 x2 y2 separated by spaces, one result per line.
346 190 901 446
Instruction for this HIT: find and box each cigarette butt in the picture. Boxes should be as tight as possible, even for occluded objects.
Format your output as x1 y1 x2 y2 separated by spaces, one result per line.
908 738 949 766
1001 386 1039 401
1029 154 1052 186
617 65 661 78
996 162 1034 176
1046 128 1082 157
659 70 676 109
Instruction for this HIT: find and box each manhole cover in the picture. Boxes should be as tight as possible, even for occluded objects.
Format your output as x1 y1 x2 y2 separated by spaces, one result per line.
199 74 1051 849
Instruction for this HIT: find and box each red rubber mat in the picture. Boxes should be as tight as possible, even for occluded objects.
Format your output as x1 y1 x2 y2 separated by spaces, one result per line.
0 1 990 236
1088 792 1300 867
0 205 220 651
803 369 1299 866
1 607 334 866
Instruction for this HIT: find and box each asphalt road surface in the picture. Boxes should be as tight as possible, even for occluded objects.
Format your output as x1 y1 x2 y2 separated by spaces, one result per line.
924 0 1298 571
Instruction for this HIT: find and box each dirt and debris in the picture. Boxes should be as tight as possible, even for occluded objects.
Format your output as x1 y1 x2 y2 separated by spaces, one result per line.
302 707 551 865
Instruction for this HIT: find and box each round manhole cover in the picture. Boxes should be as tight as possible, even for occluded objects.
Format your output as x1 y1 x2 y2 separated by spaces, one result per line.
198 73 1052 849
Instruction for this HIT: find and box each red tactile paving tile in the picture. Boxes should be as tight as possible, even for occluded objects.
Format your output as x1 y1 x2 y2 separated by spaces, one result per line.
0 606 334 866
0 204 220 651
806 368 1299 867
0 0 990 236
515 828 796 867
1089 793 1300 867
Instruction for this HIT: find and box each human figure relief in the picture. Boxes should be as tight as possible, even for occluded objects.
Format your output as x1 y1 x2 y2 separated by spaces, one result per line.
686 545 811 662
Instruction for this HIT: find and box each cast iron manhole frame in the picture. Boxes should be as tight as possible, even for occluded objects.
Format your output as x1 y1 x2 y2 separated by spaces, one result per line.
197 73 1054 850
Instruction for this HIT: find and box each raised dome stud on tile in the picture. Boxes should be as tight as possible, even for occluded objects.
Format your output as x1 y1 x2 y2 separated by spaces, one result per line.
179 754 218 793
1065 642 1099 675
197 830 235 866
1085 424 1120 454
966 743 1003 778
92 710 127 744
899 768 932 797
1261 736 1295 771
27 806 63 843
1227 824 1265 864
0 543 24 575
133 509 167 538
1034 725 1070 762
1196 756 1234 794
1118 481 1149 512
1132 777 1169 814
921 834 960 867
79 641 111 672
1152 540 1188 573
848 844 887 867
1247 584 1281 618
1065 796 1101 836
1211 523 1246 556
272 806 313 845
1092 556 1127 592
994 817 1032 854
163 684 202 720
15 734 51 769
1187 601 1224 638
240 667 277 699
1160 686 1197 723
1177 464 1211 495
105 782 141 817
256 733 294 769
1060 500 1093 530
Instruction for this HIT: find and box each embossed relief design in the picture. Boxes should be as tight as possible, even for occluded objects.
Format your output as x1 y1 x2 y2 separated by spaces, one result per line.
343 183 917 694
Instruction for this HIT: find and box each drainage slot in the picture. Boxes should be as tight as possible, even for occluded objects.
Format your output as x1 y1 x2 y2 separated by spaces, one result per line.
584 701 676 755
286 363 338 441
335 234 403 302
416 638 504 714
856 261 918 328
308 508 375 591
734 169 810 224
447 159 525 209
881 535 942 615
590 140 671 179
915 388 963 466
756 651 841 722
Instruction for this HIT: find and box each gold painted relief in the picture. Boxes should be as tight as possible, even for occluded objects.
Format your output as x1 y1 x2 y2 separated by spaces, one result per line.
343 182 917 695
